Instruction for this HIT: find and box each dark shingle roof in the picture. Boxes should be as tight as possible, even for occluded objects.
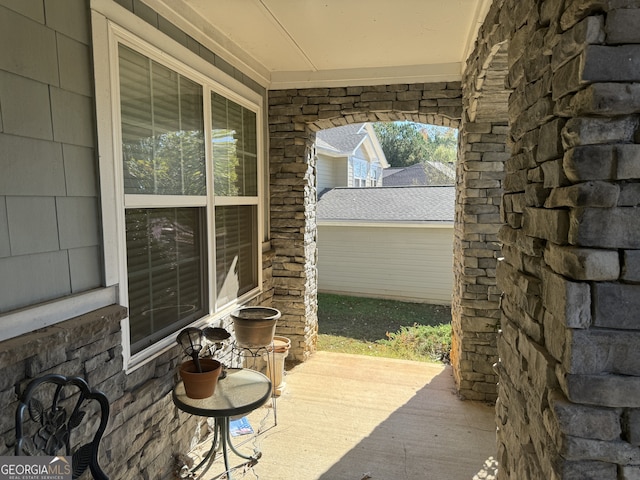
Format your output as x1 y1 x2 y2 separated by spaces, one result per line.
382 162 455 186
316 123 366 154
317 186 455 223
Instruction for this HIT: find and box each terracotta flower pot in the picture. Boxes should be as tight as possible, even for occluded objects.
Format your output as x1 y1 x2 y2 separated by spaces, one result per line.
179 358 222 399
266 336 291 396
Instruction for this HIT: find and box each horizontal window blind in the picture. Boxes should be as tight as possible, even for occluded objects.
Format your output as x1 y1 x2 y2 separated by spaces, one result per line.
215 205 257 309
116 40 261 358
126 208 206 353
211 92 257 197
119 45 206 197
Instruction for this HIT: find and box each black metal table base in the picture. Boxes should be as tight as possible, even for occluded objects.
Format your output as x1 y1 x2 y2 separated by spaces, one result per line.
182 417 261 479
173 368 272 480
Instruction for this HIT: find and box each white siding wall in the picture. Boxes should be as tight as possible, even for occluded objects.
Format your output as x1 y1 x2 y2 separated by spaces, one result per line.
317 157 333 191
339 159 348 186
346 156 354 187
318 156 347 191
317 224 454 304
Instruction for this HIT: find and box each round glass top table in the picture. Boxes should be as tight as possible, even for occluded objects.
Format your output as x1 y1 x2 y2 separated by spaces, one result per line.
173 368 272 479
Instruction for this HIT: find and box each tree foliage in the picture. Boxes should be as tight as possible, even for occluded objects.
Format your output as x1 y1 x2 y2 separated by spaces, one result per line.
123 130 206 195
373 121 457 168
372 122 427 167
423 125 458 164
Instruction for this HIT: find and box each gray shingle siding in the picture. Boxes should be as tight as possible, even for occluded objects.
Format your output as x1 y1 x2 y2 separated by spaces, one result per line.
0 2 102 313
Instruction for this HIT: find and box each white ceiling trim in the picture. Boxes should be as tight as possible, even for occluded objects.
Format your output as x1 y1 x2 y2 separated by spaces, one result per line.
145 0 494 90
256 0 318 71
270 62 462 90
145 0 272 87
462 0 494 71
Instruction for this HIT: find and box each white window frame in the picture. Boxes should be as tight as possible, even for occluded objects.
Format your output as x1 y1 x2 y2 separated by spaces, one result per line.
91 3 264 372
352 158 368 187
369 163 380 186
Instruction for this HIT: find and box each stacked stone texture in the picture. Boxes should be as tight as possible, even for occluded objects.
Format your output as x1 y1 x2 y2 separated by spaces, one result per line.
451 119 506 402
452 0 510 403
489 0 640 478
0 306 165 479
268 84 463 362
0 248 275 479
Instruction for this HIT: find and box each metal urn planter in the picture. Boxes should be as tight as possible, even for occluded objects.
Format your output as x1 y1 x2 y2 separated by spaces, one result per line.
231 307 281 348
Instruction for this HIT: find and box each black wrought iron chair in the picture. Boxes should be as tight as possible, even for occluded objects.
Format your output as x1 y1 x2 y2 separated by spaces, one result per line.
15 374 110 480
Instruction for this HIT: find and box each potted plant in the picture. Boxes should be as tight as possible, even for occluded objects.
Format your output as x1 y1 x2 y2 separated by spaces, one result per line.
176 327 230 399
231 306 281 348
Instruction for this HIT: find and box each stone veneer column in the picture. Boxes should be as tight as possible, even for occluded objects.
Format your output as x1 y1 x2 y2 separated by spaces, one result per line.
269 109 319 362
452 0 510 402
451 120 506 402
494 0 640 477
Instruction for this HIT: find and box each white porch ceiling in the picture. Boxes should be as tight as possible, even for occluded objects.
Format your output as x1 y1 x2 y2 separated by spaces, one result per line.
148 0 492 89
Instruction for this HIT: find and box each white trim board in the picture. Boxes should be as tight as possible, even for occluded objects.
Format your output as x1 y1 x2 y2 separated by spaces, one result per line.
0 287 118 341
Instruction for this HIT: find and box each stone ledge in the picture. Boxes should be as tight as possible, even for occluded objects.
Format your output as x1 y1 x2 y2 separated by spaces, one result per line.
0 304 126 369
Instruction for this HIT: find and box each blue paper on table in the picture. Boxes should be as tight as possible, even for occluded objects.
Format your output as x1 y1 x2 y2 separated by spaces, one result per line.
229 417 254 437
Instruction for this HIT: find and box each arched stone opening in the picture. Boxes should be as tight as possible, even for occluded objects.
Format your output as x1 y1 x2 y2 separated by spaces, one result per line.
268 80 511 402
268 83 463 365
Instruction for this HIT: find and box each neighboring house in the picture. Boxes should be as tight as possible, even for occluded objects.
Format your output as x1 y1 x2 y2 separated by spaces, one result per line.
315 125 453 302
317 186 454 304
316 123 389 192
382 161 455 186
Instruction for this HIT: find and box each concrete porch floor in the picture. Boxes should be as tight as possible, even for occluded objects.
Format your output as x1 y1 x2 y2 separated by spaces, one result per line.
189 351 497 480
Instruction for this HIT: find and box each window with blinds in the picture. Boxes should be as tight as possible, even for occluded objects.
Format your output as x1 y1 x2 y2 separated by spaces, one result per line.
117 43 261 355
211 92 259 310
215 205 257 309
211 92 257 196
119 45 205 196
126 208 206 352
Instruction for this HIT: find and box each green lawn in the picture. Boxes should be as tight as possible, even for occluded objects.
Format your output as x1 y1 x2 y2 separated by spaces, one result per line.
317 293 452 363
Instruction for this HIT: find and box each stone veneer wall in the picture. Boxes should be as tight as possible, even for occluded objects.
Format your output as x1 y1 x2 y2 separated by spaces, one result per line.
269 82 512 403
0 251 274 480
268 83 464 363
476 0 640 477
0 307 206 480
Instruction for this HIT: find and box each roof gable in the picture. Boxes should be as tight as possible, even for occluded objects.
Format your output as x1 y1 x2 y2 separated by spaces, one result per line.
316 123 367 155
316 123 389 168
